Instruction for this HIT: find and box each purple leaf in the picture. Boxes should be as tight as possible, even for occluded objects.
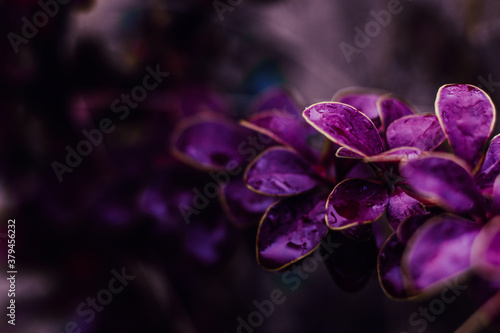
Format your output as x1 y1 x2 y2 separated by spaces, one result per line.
245 147 321 196
387 186 426 231
257 191 329 270
139 165 222 233
220 177 278 227
386 114 446 151
326 179 389 230
436 84 496 167
377 95 415 130
475 134 500 193
403 215 480 291
471 216 500 283
172 116 248 170
250 87 302 115
241 111 321 163
186 210 236 266
333 87 385 121
396 214 432 244
378 233 409 299
400 154 485 216
303 102 384 157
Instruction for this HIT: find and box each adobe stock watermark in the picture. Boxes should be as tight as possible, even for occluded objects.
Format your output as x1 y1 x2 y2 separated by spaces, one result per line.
54 267 135 333
7 0 70 54
178 111 289 225
51 65 169 183
400 277 468 333
340 0 409 63
477 74 500 93
213 0 244 21
226 234 340 333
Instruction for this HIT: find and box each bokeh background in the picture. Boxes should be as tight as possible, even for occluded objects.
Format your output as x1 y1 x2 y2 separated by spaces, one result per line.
1 0 500 332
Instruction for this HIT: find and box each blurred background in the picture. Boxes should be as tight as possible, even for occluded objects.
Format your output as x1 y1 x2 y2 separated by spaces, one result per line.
1 0 500 332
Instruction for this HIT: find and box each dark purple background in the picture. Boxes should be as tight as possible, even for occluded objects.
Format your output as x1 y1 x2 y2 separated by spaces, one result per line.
1 0 499 332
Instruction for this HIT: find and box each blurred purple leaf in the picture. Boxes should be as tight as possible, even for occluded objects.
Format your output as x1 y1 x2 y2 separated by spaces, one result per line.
492 176 500 216
471 216 500 283
333 87 386 122
186 212 235 266
396 214 432 244
172 116 248 170
241 111 320 163
220 177 278 227
403 215 480 291
250 87 302 116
